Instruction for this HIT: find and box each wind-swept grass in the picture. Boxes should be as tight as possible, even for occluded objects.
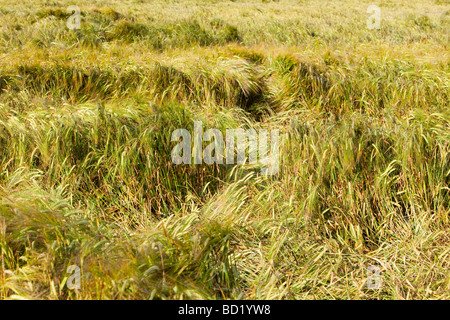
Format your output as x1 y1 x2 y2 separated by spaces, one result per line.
0 0 449 300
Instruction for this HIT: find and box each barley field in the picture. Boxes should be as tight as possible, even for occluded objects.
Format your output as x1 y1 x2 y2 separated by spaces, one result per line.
0 0 449 300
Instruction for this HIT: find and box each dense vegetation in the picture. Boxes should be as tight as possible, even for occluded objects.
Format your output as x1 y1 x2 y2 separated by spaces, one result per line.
0 0 448 299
